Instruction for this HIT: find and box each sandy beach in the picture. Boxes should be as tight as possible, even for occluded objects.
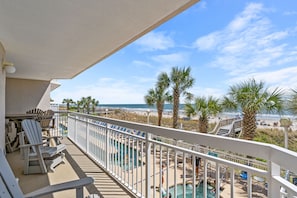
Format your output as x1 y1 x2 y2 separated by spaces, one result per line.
114 108 297 131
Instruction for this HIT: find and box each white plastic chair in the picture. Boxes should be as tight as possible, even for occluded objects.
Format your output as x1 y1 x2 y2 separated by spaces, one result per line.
20 119 66 174
0 149 95 198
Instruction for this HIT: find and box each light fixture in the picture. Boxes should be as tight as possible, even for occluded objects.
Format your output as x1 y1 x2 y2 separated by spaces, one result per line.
3 61 16 74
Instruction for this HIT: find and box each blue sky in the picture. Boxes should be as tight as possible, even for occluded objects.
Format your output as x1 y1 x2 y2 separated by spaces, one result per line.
51 0 297 104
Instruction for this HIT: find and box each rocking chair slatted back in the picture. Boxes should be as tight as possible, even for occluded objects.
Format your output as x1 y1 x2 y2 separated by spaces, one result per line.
26 108 44 115
21 119 43 153
21 119 66 174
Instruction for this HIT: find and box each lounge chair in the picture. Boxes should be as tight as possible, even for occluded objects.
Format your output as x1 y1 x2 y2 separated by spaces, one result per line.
20 119 66 174
240 171 248 180
0 149 95 198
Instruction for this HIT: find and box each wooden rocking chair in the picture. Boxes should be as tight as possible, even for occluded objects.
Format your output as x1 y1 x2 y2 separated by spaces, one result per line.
20 119 66 174
0 149 95 198
35 109 55 136
26 108 44 115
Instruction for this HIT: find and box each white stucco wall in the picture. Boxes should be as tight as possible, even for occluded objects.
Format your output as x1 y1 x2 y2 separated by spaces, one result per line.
0 69 5 150
5 78 51 114
0 42 5 150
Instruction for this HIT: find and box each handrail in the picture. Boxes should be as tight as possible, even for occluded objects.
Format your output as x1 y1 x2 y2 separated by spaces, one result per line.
216 119 243 138
54 111 297 198
209 117 238 134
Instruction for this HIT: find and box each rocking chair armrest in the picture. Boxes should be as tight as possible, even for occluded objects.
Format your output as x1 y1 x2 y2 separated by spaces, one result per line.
43 136 63 140
24 177 94 198
19 142 44 148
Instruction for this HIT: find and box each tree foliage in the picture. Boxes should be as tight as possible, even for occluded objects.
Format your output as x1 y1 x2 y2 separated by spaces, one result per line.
62 98 75 110
169 66 194 128
63 96 99 114
222 78 284 140
185 96 222 133
287 89 297 115
144 72 171 126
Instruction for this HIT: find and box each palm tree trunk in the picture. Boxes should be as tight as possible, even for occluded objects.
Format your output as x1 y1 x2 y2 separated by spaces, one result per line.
157 103 163 126
242 111 257 140
172 90 179 128
157 110 163 126
199 116 208 133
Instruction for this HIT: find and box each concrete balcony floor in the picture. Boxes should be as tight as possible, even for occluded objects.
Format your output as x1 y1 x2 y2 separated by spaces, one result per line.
6 138 133 198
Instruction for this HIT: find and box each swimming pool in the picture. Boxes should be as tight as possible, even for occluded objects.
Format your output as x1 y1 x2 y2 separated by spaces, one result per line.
59 123 68 135
112 141 143 170
168 183 215 198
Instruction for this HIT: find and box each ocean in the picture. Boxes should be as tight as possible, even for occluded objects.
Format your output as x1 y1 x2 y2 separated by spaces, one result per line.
98 104 295 121
99 104 181 112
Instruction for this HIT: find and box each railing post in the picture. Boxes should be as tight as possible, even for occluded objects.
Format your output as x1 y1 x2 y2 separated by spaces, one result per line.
86 118 90 154
247 172 252 198
270 161 281 198
203 159 208 198
230 168 235 198
105 123 110 170
145 132 151 198
74 115 78 142
216 163 220 198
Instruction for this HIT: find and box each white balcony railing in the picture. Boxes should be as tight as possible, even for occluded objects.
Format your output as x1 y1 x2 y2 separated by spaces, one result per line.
54 112 297 198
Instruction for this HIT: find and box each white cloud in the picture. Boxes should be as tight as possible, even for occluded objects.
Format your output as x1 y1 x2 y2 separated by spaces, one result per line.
193 32 220 51
134 31 175 51
52 78 151 104
152 52 189 65
132 60 152 68
284 11 297 16
190 86 225 99
227 3 263 32
192 2 295 76
226 66 297 94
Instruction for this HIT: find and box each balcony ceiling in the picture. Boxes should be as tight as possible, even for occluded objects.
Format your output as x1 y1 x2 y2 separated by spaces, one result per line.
0 0 199 81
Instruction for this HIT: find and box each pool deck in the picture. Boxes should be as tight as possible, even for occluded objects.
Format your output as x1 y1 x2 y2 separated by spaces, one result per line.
144 152 267 198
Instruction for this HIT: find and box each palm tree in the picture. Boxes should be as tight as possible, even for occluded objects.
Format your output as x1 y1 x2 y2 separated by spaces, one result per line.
144 72 171 126
185 96 222 133
79 97 86 113
287 89 297 115
91 98 99 113
76 100 83 112
77 96 96 114
62 98 74 111
84 96 92 114
169 66 194 128
222 78 284 140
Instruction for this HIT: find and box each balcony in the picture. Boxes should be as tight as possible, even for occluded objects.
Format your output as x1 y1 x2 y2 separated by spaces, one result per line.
6 111 297 198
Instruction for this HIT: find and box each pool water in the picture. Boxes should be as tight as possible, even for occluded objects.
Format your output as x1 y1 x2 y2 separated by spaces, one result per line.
59 123 68 135
168 183 215 198
112 141 143 170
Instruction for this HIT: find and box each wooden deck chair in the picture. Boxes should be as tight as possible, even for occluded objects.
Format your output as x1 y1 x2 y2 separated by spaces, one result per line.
20 119 66 174
26 108 44 115
36 109 55 136
0 149 95 198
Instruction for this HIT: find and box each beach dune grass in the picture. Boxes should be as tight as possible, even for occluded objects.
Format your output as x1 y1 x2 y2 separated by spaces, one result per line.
104 109 297 153
254 128 297 152
107 109 216 132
